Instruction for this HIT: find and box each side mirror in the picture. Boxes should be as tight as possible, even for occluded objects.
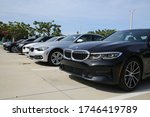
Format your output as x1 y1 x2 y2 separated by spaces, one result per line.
76 39 84 43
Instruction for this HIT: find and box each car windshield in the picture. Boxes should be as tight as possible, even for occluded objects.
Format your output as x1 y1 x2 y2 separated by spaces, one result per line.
20 39 26 43
46 37 57 42
104 30 150 42
17 39 24 43
60 34 80 41
33 37 44 42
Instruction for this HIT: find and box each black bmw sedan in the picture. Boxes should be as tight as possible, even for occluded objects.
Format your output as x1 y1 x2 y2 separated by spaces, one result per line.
60 29 150 91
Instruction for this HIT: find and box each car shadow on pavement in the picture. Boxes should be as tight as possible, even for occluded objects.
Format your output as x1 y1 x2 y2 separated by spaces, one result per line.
35 62 50 66
136 78 150 92
69 75 124 93
69 75 150 93
18 53 25 55
6 51 15 54
35 62 58 67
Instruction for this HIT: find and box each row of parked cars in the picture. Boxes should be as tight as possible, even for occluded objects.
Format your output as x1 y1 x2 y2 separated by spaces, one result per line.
2 29 150 91
3 34 103 65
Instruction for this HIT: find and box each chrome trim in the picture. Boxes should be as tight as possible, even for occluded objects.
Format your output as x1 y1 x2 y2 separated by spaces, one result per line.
63 49 72 60
63 49 90 62
72 50 90 62
90 52 122 59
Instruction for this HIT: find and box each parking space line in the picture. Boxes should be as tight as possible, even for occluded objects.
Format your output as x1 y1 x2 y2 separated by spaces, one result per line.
105 89 150 100
31 68 59 71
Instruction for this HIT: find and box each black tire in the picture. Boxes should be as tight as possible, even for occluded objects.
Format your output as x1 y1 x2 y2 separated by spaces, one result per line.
10 46 18 53
48 50 63 66
119 58 142 91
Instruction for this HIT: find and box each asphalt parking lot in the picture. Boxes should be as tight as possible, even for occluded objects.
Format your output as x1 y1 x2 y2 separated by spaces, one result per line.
0 45 150 100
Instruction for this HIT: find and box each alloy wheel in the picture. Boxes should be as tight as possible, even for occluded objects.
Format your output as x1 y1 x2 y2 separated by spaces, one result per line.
124 61 141 89
11 46 18 53
51 51 63 65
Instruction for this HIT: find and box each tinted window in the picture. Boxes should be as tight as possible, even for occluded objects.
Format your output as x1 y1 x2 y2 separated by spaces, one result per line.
39 37 51 42
93 35 103 41
104 30 150 42
33 37 44 42
124 35 136 41
57 37 64 41
17 39 24 43
78 35 93 42
61 35 80 41
26 38 35 42
46 37 57 42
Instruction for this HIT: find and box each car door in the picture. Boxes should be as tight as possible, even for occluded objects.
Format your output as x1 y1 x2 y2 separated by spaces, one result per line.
141 35 150 78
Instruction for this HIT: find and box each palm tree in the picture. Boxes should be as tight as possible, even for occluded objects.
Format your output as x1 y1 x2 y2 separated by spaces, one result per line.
88 29 116 37
33 21 55 36
52 24 62 36
33 20 61 36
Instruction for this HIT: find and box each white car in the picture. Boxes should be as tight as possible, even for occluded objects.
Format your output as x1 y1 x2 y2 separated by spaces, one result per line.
22 43 38 55
22 36 64 56
22 36 52 55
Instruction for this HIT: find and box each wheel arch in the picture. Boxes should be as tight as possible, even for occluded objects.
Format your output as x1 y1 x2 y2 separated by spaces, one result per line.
125 54 144 78
47 48 64 65
119 54 144 91
48 48 63 56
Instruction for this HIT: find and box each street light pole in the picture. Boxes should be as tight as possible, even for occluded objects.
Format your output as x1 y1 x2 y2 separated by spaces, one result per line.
130 10 135 29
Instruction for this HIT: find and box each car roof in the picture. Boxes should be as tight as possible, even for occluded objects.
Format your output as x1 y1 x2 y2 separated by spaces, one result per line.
121 29 150 32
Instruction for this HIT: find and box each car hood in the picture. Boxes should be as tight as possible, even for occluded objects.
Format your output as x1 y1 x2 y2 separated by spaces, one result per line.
68 41 143 52
32 41 73 49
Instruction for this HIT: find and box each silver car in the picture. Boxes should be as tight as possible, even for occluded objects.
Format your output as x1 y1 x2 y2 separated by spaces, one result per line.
22 36 65 55
29 34 103 66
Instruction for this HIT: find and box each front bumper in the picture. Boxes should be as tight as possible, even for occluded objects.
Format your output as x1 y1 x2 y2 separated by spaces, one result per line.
60 58 124 84
28 49 49 62
22 47 30 55
17 45 23 53
3 45 11 51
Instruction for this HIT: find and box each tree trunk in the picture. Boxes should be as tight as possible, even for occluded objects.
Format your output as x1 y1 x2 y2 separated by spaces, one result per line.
12 37 15 42
47 29 50 37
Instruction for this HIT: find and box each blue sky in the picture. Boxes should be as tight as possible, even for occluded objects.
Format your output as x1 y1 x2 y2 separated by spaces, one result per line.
0 0 150 34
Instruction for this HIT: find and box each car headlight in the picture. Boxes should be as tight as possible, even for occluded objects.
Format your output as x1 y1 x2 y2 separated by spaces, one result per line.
35 47 49 51
90 52 122 60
